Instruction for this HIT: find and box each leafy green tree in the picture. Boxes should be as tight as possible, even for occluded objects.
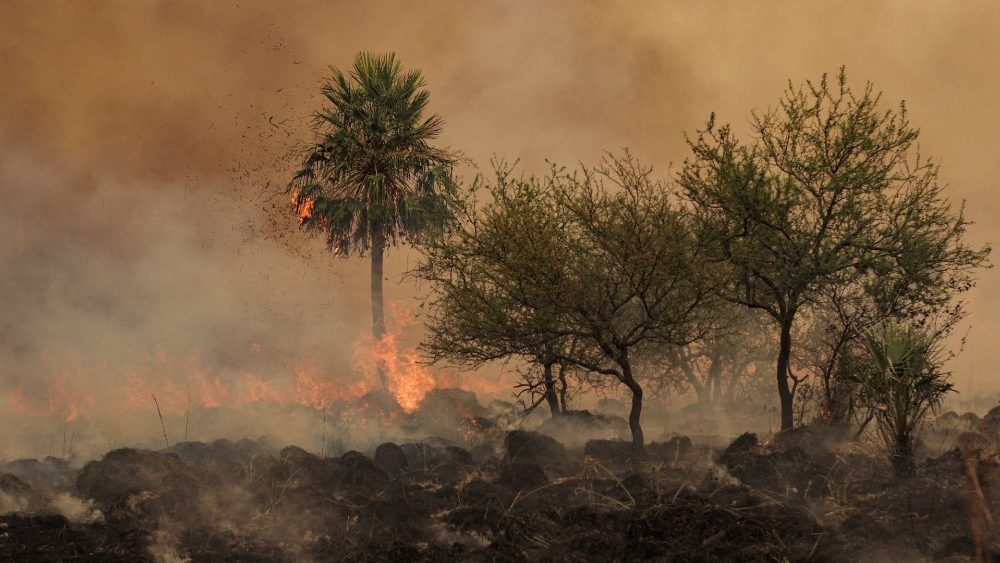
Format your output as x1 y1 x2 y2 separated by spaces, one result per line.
290 52 458 385
418 153 718 451
415 163 583 418
552 156 720 451
680 68 989 431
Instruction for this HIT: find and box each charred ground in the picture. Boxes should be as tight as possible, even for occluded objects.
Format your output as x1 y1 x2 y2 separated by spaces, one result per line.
2 395 998 562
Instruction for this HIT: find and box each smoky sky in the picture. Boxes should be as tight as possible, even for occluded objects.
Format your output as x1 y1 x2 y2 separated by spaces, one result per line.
1 0 998 415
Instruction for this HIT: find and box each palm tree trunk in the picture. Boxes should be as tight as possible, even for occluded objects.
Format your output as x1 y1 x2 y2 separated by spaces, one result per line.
371 232 387 387
892 429 915 477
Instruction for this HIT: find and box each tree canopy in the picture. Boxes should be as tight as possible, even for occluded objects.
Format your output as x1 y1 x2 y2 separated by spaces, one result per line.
417 153 719 450
679 68 990 430
290 52 458 256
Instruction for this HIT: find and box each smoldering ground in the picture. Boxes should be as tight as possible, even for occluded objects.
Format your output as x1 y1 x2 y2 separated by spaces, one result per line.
3 1 1000 451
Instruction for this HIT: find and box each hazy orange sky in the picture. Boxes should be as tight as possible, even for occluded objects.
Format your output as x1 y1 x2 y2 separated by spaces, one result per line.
1 1 998 415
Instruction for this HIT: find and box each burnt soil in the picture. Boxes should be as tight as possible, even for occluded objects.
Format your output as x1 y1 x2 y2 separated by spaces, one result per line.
1 428 998 562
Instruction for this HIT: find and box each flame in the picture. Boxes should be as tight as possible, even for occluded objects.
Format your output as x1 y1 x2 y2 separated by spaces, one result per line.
379 337 436 413
5 358 97 422
4 305 446 425
293 363 372 410
243 374 288 403
122 354 234 416
352 306 438 413
290 188 314 220
119 357 365 417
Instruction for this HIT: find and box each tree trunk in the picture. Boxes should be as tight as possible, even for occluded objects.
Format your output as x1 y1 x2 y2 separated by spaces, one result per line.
556 363 569 414
371 232 387 387
542 362 560 417
708 355 723 402
892 429 915 478
621 361 645 453
724 361 748 401
692 381 707 402
681 362 706 402
776 316 795 432
821 328 851 428
826 380 852 432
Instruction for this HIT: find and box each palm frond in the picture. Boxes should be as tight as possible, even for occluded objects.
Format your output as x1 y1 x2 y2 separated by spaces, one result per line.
290 51 459 256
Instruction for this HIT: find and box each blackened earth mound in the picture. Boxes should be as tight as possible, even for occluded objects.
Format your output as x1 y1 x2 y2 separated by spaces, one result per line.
0 429 996 561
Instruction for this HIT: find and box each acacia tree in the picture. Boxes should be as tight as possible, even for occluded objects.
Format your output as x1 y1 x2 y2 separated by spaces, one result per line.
290 52 458 386
553 156 721 451
415 163 584 418
680 68 989 431
418 153 718 451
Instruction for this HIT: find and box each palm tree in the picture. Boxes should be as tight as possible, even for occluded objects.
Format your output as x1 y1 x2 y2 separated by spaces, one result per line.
290 52 458 386
852 322 953 477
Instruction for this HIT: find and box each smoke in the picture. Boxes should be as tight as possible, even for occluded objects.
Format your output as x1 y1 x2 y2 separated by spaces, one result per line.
0 490 29 515
1 1 999 456
48 493 103 524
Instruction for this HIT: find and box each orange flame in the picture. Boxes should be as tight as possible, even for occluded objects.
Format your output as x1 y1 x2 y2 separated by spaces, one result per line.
290 188 314 220
292 363 372 410
5 358 97 422
377 334 436 413
352 305 438 413
4 305 448 424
